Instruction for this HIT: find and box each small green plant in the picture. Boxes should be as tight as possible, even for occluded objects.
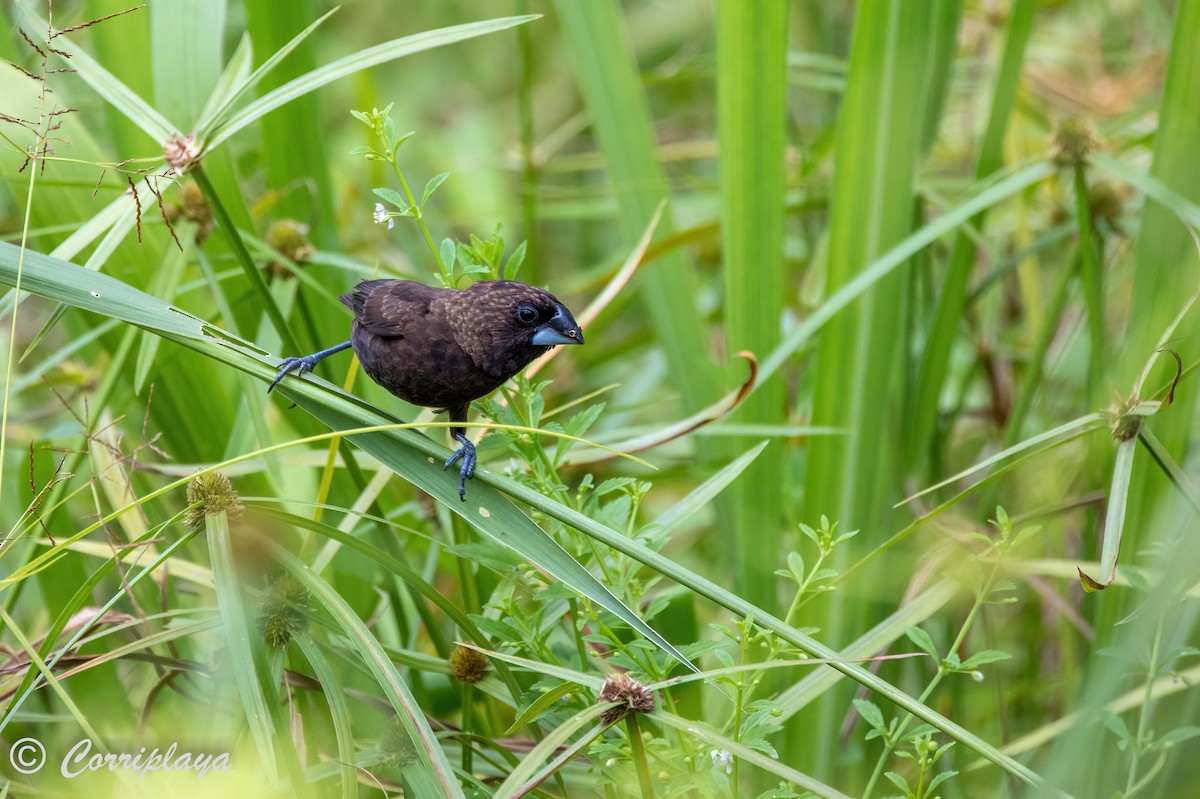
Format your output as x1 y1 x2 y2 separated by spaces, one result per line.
858 507 1029 799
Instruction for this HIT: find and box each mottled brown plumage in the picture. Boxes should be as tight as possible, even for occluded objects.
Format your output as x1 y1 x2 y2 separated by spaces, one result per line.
269 278 584 498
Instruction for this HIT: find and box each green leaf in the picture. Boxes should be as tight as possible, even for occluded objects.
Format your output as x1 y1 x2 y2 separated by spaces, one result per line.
854 698 886 733
421 172 451 206
905 625 939 659
503 682 579 735
373 187 409 212
959 650 1013 670
884 771 910 794
1158 726 1200 747
926 770 959 795
502 239 527 281
196 8 340 135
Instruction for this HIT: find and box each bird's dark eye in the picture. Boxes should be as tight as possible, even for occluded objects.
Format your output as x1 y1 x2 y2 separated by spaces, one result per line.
515 305 539 325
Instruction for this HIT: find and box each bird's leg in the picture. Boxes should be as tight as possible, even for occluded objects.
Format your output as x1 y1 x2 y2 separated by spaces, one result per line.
268 341 352 392
442 406 475 501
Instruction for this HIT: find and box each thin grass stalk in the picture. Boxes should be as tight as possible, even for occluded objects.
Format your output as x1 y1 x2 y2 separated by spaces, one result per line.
1003 249 1077 447
906 0 1039 465
193 165 300 353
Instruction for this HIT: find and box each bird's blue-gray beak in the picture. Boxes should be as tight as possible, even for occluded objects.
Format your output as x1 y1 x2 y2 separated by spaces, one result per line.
532 304 584 346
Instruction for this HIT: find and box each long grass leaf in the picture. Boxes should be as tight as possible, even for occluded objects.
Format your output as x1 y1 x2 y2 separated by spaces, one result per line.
716 0 789 610
204 16 539 151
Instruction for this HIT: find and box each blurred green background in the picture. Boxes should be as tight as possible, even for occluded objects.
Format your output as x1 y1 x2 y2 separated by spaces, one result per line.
2 0 1200 797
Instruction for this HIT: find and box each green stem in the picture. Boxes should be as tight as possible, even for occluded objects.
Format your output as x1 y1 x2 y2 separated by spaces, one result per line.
1073 161 1105 405
1125 614 1165 794
570 598 590 673
863 536 1012 799
626 713 655 799
516 0 538 280
1003 248 1078 448
461 682 474 775
192 166 299 354
389 160 444 270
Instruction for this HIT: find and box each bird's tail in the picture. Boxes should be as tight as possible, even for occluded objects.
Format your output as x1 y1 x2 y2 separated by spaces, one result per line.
339 279 390 315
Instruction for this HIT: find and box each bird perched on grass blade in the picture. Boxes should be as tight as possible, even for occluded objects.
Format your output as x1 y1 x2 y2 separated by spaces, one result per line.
269 279 584 499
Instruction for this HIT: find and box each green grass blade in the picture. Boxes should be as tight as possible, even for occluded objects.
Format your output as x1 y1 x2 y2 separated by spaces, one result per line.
1079 436 1134 591
207 509 279 777
716 0 789 610
776 579 960 720
195 6 336 136
268 544 466 799
150 0 224 130
293 634 358 799
242 0 339 245
907 0 1039 460
654 713 855 799
204 15 539 152
757 160 1056 386
640 441 767 540
553 0 723 416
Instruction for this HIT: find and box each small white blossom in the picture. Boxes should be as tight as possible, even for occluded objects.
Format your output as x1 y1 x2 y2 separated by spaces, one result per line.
373 202 394 230
710 748 733 775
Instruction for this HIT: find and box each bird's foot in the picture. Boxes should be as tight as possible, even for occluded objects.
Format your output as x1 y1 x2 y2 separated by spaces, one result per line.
443 433 476 501
269 354 321 393
267 341 353 394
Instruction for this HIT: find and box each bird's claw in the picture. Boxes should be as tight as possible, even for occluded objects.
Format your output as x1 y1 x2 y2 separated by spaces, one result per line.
269 355 319 393
444 434 476 501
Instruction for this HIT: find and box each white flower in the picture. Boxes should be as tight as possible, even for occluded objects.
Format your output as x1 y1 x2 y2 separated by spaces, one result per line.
710 748 733 775
373 202 394 230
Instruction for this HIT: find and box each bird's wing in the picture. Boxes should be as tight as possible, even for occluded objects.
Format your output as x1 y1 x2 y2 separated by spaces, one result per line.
342 280 442 339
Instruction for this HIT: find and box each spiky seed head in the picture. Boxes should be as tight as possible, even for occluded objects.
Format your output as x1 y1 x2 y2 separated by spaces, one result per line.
1109 397 1143 442
1049 118 1099 167
1089 181 1124 228
175 181 213 241
163 133 201 173
449 644 490 684
258 575 310 650
265 219 314 278
598 671 654 725
184 471 243 532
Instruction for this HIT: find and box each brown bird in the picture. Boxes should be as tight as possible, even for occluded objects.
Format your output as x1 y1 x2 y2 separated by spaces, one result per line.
269 279 584 499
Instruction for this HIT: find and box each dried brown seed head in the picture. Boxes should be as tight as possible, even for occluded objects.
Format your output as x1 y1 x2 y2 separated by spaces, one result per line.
598 671 654 725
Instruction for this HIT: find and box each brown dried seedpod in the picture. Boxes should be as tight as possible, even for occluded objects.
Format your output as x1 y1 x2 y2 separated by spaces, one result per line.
597 671 654 725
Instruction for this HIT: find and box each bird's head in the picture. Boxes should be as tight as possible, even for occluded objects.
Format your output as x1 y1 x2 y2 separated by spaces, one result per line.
451 280 584 377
